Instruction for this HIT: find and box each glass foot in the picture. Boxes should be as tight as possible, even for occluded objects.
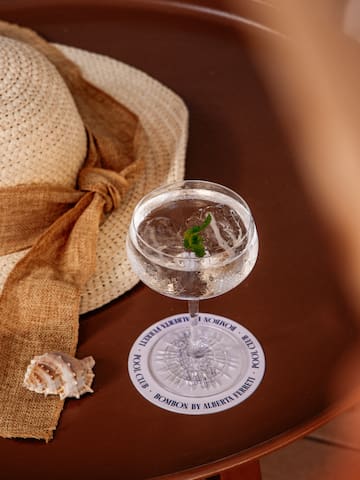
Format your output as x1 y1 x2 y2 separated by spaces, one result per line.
149 325 249 397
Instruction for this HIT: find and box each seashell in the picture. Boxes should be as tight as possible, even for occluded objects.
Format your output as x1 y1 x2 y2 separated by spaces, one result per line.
23 352 95 400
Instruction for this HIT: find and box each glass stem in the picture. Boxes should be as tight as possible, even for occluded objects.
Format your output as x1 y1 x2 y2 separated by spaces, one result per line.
188 299 200 349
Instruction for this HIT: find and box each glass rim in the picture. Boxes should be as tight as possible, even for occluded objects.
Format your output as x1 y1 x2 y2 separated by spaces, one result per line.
129 179 256 264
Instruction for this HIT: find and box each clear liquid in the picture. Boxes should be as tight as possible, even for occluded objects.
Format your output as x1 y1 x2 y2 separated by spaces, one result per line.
127 189 258 300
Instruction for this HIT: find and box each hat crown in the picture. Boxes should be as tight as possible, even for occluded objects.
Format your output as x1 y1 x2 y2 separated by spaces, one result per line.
0 36 87 188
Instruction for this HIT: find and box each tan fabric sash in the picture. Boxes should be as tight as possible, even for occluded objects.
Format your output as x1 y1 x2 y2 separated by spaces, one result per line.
0 22 143 440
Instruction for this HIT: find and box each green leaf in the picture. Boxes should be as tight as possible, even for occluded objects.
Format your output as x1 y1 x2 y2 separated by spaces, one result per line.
183 214 212 257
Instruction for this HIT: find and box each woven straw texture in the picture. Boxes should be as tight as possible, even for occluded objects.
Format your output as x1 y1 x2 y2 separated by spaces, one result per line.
0 38 87 188
0 41 188 314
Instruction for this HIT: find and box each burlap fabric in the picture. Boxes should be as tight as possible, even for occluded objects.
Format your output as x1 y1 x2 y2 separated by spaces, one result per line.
0 22 145 441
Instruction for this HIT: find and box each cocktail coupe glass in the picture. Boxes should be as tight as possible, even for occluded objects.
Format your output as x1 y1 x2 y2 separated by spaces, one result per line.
127 180 258 397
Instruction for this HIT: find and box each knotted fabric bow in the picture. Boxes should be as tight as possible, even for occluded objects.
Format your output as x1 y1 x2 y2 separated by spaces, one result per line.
0 22 143 440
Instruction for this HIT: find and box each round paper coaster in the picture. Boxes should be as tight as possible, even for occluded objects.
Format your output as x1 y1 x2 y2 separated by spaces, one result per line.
128 313 265 415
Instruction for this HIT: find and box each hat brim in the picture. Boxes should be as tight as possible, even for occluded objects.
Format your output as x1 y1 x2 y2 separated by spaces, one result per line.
0 43 188 314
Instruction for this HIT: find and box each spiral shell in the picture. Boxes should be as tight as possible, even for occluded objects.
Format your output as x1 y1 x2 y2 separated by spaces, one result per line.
23 352 95 400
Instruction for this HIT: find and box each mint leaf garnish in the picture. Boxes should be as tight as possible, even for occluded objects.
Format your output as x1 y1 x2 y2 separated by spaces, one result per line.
183 214 212 258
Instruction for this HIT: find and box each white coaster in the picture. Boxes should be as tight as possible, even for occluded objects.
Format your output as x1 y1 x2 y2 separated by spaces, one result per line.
128 313 266 415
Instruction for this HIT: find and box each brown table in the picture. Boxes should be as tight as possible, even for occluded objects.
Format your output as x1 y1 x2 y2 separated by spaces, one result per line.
1 1 359 479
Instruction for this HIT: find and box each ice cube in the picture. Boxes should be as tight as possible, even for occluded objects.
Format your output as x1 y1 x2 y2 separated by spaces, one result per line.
184 204 246 256
139 216 183 255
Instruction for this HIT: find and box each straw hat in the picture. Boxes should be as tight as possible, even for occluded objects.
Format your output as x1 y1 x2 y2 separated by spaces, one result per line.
0 35 188 314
